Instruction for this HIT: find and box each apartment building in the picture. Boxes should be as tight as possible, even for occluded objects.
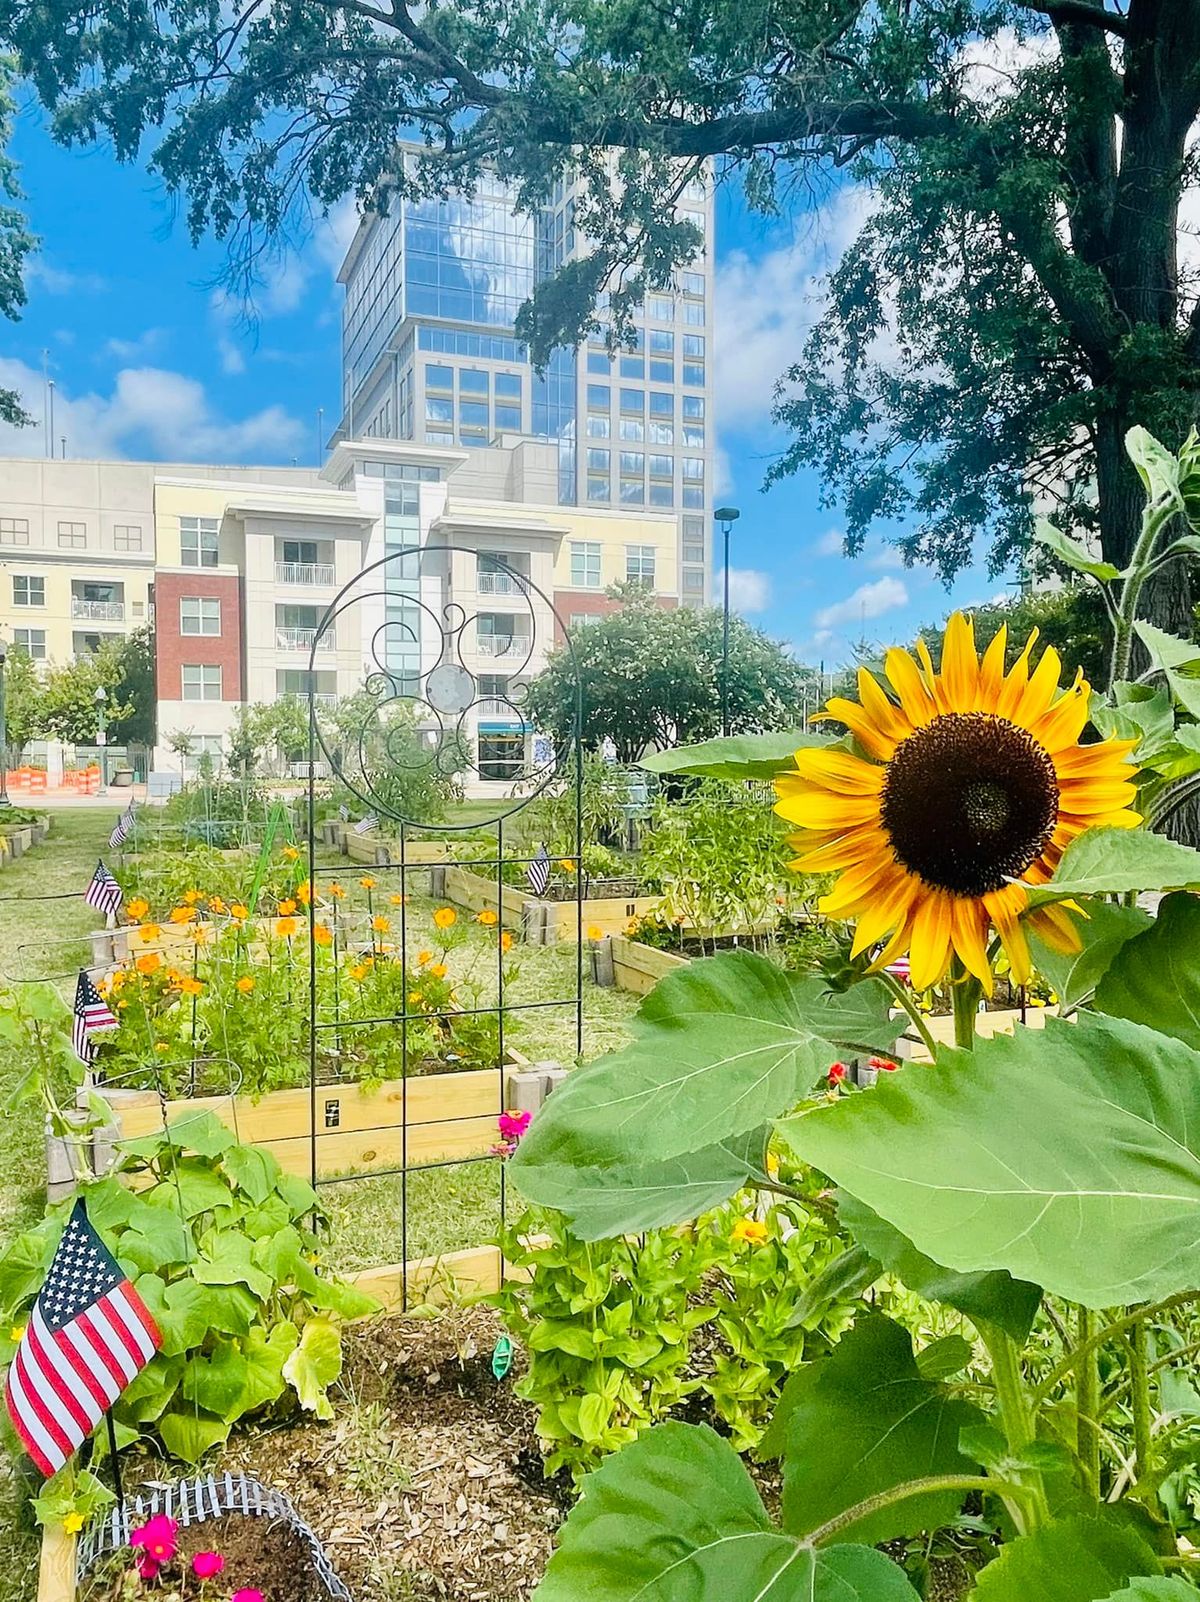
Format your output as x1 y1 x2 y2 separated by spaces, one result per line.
334 157 716 609
0 436 679 792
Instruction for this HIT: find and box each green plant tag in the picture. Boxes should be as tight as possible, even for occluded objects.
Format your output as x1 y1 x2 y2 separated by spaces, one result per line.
492 1334 514 1380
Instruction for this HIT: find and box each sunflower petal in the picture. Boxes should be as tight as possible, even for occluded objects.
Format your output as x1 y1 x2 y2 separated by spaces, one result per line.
884 647 937 727
940 612 980 710
787 748 884 795
909 891 955 992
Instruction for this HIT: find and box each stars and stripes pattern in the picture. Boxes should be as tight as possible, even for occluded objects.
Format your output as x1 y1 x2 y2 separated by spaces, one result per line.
4 1199 160 1477
527 843 550 898
337 804 350 822
109 802 135 849
83 860 123 919
353 813 379 836
72 971 117 1065
885 955 912 985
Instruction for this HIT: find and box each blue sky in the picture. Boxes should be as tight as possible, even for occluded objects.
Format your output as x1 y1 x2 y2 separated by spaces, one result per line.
0 100 1000 667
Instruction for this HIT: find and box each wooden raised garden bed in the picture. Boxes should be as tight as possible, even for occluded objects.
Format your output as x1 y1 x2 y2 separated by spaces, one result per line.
435 864 662 945
0 813 49 866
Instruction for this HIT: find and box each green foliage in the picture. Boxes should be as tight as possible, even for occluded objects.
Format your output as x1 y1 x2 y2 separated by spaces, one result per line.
1 645 42 762
515 751 631 863
0 1113 377 1471
106 626 156 748
37 640 132 746
325 692 464 829
523 588 810 764
920 588 1112 693
969 1517 1163 1602
640 729 820 785
0 55 33 429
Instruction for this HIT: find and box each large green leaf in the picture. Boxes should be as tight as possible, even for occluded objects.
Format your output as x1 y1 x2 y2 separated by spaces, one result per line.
1127 426 1183 507
1094 893 1200 1048
781 1012 1200 1308
639 730 825 783
511 954 903 1177
1028 899 1152 1011
971 1515 1161 1601
1024 828 1200 907
1100 1584 1200 1601
157 1407 230 1464
282 1316 342 1420
533 1422 920 1602
510 1130 768 1240
837 1197 1041 1344
1034 518 1122 582
1133 623 1200 721
771 1316 983 1545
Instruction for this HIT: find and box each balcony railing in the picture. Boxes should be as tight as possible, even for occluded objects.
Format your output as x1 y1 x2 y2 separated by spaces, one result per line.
477 634 530 658
276 627 334 652
477 696 517 715
477 569 528 595
275 561 336 586
71 599 124 622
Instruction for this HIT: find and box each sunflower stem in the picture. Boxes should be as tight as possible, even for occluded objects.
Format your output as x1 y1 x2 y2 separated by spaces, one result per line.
1111 502 1177 688
1076 1306 1102 1500
1130 1313 1153 1486
950 960 981 1050
879 972 938 1058
976 1320 1047 1533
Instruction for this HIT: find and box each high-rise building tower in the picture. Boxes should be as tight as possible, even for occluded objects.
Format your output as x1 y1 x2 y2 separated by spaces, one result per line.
335 159 715 607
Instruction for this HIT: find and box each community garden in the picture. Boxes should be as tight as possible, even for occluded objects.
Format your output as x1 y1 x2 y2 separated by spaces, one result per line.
9 430 1200 1600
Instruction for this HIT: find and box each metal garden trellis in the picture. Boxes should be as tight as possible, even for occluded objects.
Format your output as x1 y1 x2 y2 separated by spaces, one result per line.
303 545 584 1306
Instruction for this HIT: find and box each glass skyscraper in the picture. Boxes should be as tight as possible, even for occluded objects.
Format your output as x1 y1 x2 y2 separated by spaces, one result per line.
336 158 715 603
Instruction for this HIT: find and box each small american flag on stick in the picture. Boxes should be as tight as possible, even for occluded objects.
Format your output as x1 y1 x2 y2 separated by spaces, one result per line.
83 859 123 920
109 802 135 849
72 971 117 1065
885 955 912 985
527 843 550 898
4 1198 160 1477
337 803 350 822
353 813 379 836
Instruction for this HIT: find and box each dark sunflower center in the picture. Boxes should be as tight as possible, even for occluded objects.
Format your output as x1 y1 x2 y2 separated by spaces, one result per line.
880 712 1059 897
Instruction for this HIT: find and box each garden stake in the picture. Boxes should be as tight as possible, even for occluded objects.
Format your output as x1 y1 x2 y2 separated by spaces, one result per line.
105 1407 125 1520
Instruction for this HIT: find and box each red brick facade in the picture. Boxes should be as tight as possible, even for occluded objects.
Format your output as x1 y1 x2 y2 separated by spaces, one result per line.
552 589 676 644
155 570 244 701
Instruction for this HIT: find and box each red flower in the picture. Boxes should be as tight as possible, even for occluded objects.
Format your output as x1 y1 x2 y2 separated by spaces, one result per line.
192 1552 226 1580
828 1061 849 1085
868 1055 899 1073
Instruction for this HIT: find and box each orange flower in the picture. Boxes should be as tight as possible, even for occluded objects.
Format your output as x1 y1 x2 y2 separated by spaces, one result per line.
230 903 249 921
371 915 390 934
433 907 456 930
349 961 370 981
236 976 255 994
179 976 204 997
110 970 126 990
313 924 333 947
500 931 513 953
125 897 149 921
138 923 161 943
182 889 202 906
477 909 498 927
169 905 196 924
277 898 297 916
429 962 448 980
730 1218 769 1247
417 949 433 965
208 895 227 915
360 876 377 890
390 893 406 906
275 916 299 938
559 859 575 872
296 880 312 906
135 952 161 976
282 844 301 861
327 882 345 900
586 925 604 941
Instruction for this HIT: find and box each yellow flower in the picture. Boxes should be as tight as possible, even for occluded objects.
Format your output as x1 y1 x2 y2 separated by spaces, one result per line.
125 896 149 921
774 613 1141 994
372 914 391 934
117 998 128 1009
230 902 249 921
730 1218 769 1247
208 895 227 914
62 1512 85 1535
135 952 161 976
417 949 433 965
477 909 498 927
500 931 513 953
586 925 604 941
282 844 301 861
433 907 456 929
155 1041 169 1053
559 859 575 872
429 962 448 980
313 923 333 947
349 961 370 981
236 975 255 994
327 882 345 899
277 898 297 916
138 923 161 943
179 976 204 997
408 992 424 1007
9 1324 25 1343
169 905 196 924
182 889 202 906
275 916 299 938
390 892 406 906
296 880 312 906
110 970 126 990
360 875 377 890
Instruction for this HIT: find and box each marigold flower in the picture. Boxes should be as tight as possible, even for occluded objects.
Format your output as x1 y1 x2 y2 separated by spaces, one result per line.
477 909 498 926
155 1042 169 1053
138 923 161 943
360 875 377 890
182 889 202 906
135 952 161 976
125 897 149 921
586 925 603 941
559 859 574 872
313 923 333 947
327 882 345 899
117 998 128 1009
132 1515 178 1564
500 931 514 953
730 1218 769 1247
372 915 391 934
230 902 249 920
433 907 456 929
429 962 448 980
275 916 299 938
192 1552 225 1580
277 898 297 916
417 949 433 965
296 880 312 905
169 905 196 924
349 961 370 981
236 976 255 994
282 844 301 861
110 970 126 990
208 895 227 914
9 1324 25 1342
179 976 204 997
408 992 424 1007
390 892 406 906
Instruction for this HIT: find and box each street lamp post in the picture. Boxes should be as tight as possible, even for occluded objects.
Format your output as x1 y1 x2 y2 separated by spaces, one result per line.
0 639 10 808
715 506 740 737
94 684 108 796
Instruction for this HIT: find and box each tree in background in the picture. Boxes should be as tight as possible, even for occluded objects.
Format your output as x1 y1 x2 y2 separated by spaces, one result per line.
919 585 1111 689
0 54 33 429
8 5 1200 628
37 643 132 747
524 588 807 764
2 643 42 762
106 627 156 750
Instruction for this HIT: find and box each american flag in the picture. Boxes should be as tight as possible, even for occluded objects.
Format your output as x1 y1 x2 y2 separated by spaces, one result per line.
109 802 135 849
4 1198 160 1477
885 955 912 984
73 971 117 1065
337 804 350 822
353 813 379 836
527 843 550 898
83 860 123 919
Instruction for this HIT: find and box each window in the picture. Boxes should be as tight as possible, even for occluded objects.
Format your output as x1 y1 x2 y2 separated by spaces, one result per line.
683 568 705 594
587 352 610 375
13 628 45 659
683 542 705 565
12 575 44 607
460 369 489 395
180 516 219 568
569 541 601 588
648 296 674 321
620 480 645 505
650 391 674 417
684 300 706 326
682 272 705 297
425 364 453 391
426 430 454 445
619 356 644 380
649 360 674 383
477 613 531 655
586 415 610 439
586 384 610 410
683 362 706 386
478 672 509 701
459 400 489 428
495 405 521 431
181 664 222 701
683 424 705 447
0 517 28 545
477 731 526 783
683 486 705 509
277 669 337 698
586 447 610 472
113 524 142 551
587 477 610 502
425 395 453 423
649 483 673 507
626 545 656 586
495 372 521 399
649 329 674 354
569 612 601 630
619 388 644 413
649 421 674 445
649 454 673 479
683 395 705 419
180 597 221 636
683 334 705 357
282 539 319 566
57 521 86 549
683 456 704 481
619 418 645 442
619 451 644 476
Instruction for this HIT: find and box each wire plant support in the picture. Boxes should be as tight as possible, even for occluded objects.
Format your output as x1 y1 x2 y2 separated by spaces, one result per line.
303 545 584 1310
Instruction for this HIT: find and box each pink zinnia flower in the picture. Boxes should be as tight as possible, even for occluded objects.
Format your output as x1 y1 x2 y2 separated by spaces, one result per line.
498 1109 532 1141
131 1514 178 1564
191 1551 226 1579
231 1591 265 1602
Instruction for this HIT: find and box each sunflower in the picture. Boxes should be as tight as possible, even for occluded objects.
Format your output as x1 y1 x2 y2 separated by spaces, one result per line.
774 614 1141 993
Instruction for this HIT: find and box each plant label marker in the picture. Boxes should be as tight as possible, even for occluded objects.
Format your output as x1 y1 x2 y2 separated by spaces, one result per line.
492 1334 514 1380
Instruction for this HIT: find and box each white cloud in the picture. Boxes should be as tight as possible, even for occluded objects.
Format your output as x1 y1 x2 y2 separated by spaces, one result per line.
27 261 108 296
865 544 908 571
104 329 168 362
0 358 305 462
815 576 909 632
722 568 771 613
813 528 845 557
